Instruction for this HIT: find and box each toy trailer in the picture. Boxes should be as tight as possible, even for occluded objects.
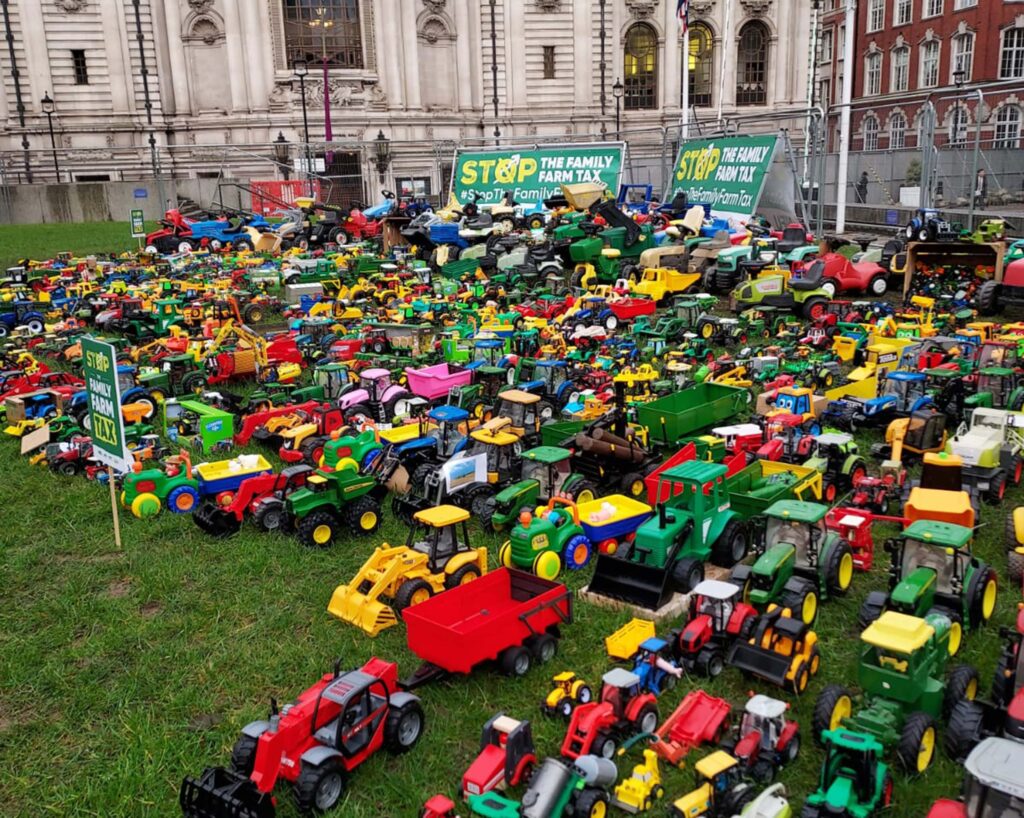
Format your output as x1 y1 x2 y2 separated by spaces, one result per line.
401 568 571 688
724 460 822 519
636 382 749 446
164 399 235 454
651 689 732 766
405 363 473 401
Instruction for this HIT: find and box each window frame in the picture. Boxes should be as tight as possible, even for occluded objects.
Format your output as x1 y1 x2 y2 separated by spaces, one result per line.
923 0 943 19
685 23 714 108
542 45 556 79
820 28 834 64
1001 27 1024 80
891 45 910 92
919 39 940 89
868 0 885 33
950 32 974 83
948 105 969 147
736 21 769 107
889 112 907 148
994 105 1022 148
865 52 883 96
863 115 880 151
623 22 659 111
894 0 912 26
282 0 364 71
71 49 89 86
953 0 977 9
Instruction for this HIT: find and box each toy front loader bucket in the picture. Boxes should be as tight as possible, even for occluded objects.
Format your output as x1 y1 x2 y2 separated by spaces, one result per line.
180 767 275 818
327 583 398 637
726 642 791 687
586 552 674 611
192 502 242 538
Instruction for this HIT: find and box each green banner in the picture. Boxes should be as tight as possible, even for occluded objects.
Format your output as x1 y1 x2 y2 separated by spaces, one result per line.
451 144 625 207
129 209 145 237
669 135 778 222
82 337 131 473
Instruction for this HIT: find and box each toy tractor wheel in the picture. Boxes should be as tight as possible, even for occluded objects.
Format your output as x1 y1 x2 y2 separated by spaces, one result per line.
468 487 495 522
824 540 855 596
242 304 264 324
698 649 726 678
56 460 79 477
781 582 818 625
672 557 704 593
532 550 562 580
299 436 327 467
869 275 888 296
395 578 433 612
897 712 938 773
976 280 1000 316
253 499 286 532
620 471 646 498
802 298 827 321
699 321 715 340
944 665 980 718
751 760 776 784
966 565 998 628
297 510 342 549
818 280 837 298
230 734 260 776
858 591 888 628
710 519 748 567
167 485 200 514
574 788 610 818
1008 550 1024 583
563 535 593 571
944 700 985 761
293 758 347 814
822 480 837 504
812 685 854 742
929 607 964 656
918 226 933 243
635 703 659 734
182 373 206 394
384 700 426 754
784 731 801 764
985 471 1007 504
528 216 545 231
345 496 382 535
130 492 162 519
499 541 514 568
558 698 575 718
808 645 821 676
593 732 618 759
500 645 532 677
445 563 481 590
569 481 599 505
791 661 811 695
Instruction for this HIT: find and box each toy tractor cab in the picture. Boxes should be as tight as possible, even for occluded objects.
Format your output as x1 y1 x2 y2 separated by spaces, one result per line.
489 446 577 531
669 751 755 818
725 694 801 783
927 737 1024 818
859 519 997 651
801 729 893 818
672 579 758 678
492 389 550 440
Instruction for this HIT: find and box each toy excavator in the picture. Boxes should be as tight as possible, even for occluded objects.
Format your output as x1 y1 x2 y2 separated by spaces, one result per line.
202 320 303 385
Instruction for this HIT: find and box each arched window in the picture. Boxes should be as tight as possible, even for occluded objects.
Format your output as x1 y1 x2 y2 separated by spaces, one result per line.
951 32 974 83
995 105 1022 148
890 112 907 149
736 22 768 106
920 39 940 88
863 115 879 151
685 23 713 108
891 46 910 92
865 52 882 95
1001 27 1024 79
623 23 658 110
283 0 363 69
949 105 969 146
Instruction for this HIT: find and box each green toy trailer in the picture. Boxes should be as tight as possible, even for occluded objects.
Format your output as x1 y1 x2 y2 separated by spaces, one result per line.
801 729 894 818
812 612 980 773
636 382 750 446
729 500 856 625
723 461 823 520
164 399 234 454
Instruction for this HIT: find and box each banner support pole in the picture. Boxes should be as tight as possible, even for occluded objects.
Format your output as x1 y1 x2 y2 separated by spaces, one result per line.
109 466 122 549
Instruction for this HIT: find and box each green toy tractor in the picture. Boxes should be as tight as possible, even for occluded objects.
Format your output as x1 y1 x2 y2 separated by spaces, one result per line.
137 354 207 402
285 462 386 548
729 500 856 625
588 460 748 610
812 611 980 773
858 519 998 653
487 446 595 530
801 729 894 818
499 497 594 580
731 272 831 320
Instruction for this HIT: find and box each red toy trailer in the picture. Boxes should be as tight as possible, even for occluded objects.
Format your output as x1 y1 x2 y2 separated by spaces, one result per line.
604 296 657 330
234 400 321 445
651 689 732 766
461 714 537 800
401 568 572 687
179 656 424 818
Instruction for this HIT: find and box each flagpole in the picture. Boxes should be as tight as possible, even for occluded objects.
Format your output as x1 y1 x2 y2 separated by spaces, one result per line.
681 27 690 140
718 0 732 126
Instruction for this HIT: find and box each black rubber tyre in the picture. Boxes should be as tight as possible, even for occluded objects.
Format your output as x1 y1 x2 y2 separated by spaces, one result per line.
293 758 347 814
253 499 286 532
781 580 818 626
296 510 341 549
393 578 433 613
824 538 855 596
812 685 853 743
634 703 659 735
751 759 776 784
500 645 532 677
384 700 425 754
574 788 610 818
897 712 938 773
710 518 748 567
469 487 495 521
944 700 985 761
344 495 382 536
445 563 481 590
593 732 617 759
299 436 327 467
242 304 264 324
858 591 888 628
698 649 726 679
966 565 998 629
229 734 259 775
526 632 558 664
672 557 704 593
944 664 980 717
985 471 1007 505
620 471 646 498
568 480 599 505
976 280 1000 316
56 460 79 477
409 462 434 493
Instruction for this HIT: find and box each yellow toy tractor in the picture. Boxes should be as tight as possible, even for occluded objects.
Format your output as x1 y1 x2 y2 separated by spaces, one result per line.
543 672 594 718
327 505 487 636
670 752 756 817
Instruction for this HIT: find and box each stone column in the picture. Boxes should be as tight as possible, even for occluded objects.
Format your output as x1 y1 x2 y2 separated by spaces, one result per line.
401 6 422 110
160 0 190 117
376 0 403 109
100 0 134 116
223 0 249 112
574 0 592 114
663 1 681 115
20 0 51 109
240 0 269 112
452 0 472 111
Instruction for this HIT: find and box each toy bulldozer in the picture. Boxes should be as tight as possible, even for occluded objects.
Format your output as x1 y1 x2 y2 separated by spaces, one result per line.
328 505 487 636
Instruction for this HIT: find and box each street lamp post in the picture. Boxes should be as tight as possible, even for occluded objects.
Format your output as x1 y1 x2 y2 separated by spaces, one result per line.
613 79 624 142
955 69 985 231
273 132 291 181
41 92 59 181
372 130 392 185
294 60 312 194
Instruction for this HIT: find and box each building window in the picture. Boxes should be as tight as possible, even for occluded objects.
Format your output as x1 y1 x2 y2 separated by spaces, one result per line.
995 105 1022 148
891 46 909 92
894 0 912 26
283 0 363 69
818 77 831 106
951 32 973 83
686 23 714 107
398 177 431 198
838 25 846 59
865 52 882 95
923 0 942 18
71 49 88 85
890 112 907 148
1001 27 1024 79
542 46 555 79
863 116 879 150
623 23 658 110
819 28 833 63
736 21 769 106
953 0 976 8
949 106 968 146
868 0 884 33
920 39 940 88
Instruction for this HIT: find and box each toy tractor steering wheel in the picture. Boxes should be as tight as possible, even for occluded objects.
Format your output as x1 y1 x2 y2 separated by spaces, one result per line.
381 190 395 199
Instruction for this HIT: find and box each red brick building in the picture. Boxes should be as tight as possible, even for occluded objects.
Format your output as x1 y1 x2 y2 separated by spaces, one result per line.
818 0 1024 152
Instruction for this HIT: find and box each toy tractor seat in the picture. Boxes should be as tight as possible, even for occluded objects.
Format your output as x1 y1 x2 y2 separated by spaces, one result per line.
777 226 808 255
790 269 824 291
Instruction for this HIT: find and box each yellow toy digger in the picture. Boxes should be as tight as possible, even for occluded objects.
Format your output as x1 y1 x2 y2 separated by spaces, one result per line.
613 748 665 813
327 504 487 636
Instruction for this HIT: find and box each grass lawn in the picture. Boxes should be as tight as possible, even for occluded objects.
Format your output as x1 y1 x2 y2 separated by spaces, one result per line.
0 221 147 270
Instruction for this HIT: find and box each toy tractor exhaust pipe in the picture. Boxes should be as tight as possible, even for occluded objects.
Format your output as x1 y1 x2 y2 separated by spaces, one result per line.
192 502 243 538
179 767 274 818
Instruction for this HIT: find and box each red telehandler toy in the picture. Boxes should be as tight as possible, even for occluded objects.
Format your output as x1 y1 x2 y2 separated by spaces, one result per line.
179 656 424 818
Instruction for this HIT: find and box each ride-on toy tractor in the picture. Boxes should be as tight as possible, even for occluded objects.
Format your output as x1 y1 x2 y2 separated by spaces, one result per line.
669 751 756 818
179 657 424 818
467 754 616 818
857 519 998 651
327 505 487 635
812 611 980 773
730 269 831 320
561 667 659 760
801 729 893 818
729 500 857 625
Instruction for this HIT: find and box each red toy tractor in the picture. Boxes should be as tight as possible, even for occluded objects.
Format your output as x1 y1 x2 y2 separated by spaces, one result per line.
561 668 659 760
721 694 801 783
192 464 314 537
671 579 760 677
180 656 424 818
462 713 537 799
799 253 888 298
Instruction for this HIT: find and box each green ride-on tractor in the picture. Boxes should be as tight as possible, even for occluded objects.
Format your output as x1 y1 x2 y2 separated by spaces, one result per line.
137 354 208 402
487 446 597 531
729 500 856 625
858 519 999 653
731 271 831 320
801 729 894 818
812 611 981 774
587 460 749 611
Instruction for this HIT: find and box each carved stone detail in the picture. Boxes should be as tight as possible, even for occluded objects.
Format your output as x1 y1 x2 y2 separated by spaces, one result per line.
536 0 562 11
54 0 86 11
423 0 446 11
625 0 658 19
690 0 714 15
739 0 772 16
188 0 213 10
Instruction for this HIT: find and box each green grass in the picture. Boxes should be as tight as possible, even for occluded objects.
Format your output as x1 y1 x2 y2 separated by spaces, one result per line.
0 221 146 270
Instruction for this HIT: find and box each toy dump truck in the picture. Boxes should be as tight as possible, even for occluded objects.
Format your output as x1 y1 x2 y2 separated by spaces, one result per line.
812 611 980 773
587 461 749 611
636 382 749 447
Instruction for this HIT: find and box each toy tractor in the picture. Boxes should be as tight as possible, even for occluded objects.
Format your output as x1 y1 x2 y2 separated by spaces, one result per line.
805 432 868 504
192 464 313 537
561 668 659 760
730 269 831 320
858 519 998 651
499 497 594 580
180 657 424 818
800 729 893 818
671 579 759 678
945 407 1024 504
487 445 589 531
462 714 537 800
467 754 616 818
669 751 756 818
327 504 487 635
721 695 801 784
927 737 1024 818
906 208 958 242
812 611 980 773
729 500 857 625
630 636 683 696
544 672 593 718
285 462 386 548
588 461 749 611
